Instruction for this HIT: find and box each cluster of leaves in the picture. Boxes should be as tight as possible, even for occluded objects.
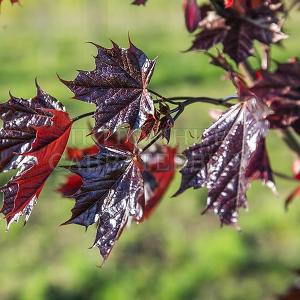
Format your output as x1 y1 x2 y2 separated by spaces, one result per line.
183 0 286 63
132 1 300 226
0 0 299 263
0 40 178 261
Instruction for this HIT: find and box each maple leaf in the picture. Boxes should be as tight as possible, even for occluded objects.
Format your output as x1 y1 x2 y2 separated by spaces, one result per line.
132 0 147 5
60 137 176 260
251 59 300 134
141 145 177 220
176 96 271 226
0 84 72 227
183 0 201 33
63 146 145 261
188 1 286 63
61 39 156 135
157 103 174 143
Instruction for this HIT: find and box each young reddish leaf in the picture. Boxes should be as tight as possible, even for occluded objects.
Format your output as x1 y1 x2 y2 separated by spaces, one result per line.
176 96 271 226
61 40 156 135
159 115 174 143
138 112 159 142
142 145 177 220
285 159 300 210
0 85 72 227
132 0 147 5
157 103 174 143
63 146 145 261
183 0 201 33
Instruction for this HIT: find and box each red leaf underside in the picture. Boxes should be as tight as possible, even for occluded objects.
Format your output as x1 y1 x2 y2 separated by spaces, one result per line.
0 86 72 227
2 109 71 226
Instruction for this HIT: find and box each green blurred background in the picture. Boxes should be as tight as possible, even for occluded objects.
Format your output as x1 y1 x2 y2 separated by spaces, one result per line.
0 1 300 299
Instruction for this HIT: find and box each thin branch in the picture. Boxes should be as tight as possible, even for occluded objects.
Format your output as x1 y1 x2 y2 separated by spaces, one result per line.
142 92 237 151
72 111 94 123
153 94 236 107
148 89 165 99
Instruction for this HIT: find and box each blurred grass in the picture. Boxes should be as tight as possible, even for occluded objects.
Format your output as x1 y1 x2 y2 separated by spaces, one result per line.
0 1 300 300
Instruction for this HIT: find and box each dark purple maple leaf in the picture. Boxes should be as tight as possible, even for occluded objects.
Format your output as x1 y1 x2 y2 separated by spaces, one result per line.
0 83 72 227
63 146 145 261
176 96 272 226
188 1 286 63
61 39 156 134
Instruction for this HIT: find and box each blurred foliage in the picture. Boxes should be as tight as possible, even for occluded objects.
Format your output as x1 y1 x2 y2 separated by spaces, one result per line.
0 1 300 299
